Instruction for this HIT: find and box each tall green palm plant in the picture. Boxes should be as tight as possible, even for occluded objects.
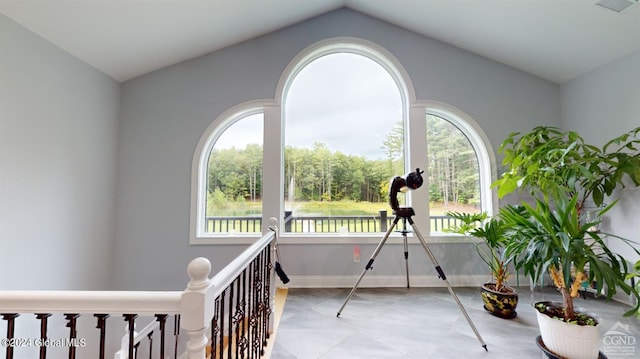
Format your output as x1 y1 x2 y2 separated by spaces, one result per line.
492 126 640 322
500 194 640 320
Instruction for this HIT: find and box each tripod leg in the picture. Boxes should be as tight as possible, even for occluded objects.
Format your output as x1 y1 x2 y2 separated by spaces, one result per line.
407 217 488 351
337 218 399 317
403 233 410 288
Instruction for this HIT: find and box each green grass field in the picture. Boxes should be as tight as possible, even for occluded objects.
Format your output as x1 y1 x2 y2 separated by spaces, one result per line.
207 200 479 234
212 199 478 216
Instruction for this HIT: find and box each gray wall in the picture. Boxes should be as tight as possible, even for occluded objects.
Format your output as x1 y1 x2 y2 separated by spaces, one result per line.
114 9 560 290
0 14 120 290
1 3 637 347
561 48 640 267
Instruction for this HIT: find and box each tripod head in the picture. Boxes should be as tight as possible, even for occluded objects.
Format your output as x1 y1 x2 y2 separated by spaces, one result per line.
389 168 424 217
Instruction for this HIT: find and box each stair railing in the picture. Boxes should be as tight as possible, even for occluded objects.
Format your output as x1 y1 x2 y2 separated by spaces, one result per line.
0 226 278 359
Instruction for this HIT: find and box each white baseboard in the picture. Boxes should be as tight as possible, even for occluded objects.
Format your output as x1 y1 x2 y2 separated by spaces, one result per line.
280 274 494 288
275 276 637 310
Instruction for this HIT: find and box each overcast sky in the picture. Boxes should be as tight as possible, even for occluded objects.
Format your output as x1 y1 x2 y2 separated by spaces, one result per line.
215 53 402 159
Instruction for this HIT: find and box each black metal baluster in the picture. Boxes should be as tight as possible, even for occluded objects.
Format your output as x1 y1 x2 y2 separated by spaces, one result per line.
2 313 19 359
235 277 240 358
264 245 273 348
210 299 220 358
254 250 262 355
254 256 262 359
228 281 234 359
242 268 248 358
248 260 256 359
256 256 263 359
219 291 225 359
123 314 137 359
257 254 264 357
246 263 252 359
155 314 167 359
36 313 51 359
232 277 237 358
250 258 257 358
262 247 270 354
134 341 140 359
64 313 80 359
233 273 246 358
260 246 271 355
94 314 109 359
146 330 153 359
173 314 180 359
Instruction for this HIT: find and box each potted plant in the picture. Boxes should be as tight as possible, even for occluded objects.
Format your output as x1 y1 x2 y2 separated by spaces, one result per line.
501 194 639 357
492 126 640 217
493 126 640 358
446 211 518 319
625 259 640 318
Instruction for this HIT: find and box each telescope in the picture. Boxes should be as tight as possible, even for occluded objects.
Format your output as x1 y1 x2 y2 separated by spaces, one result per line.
389 168 424 216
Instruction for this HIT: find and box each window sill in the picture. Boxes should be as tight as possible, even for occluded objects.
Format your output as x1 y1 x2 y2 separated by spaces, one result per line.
191 233 480 245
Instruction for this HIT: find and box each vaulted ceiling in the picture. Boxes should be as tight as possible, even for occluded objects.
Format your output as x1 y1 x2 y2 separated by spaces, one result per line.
2 0 640 83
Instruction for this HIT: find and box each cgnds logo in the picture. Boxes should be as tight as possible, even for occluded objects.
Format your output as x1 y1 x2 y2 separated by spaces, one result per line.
602 321 639 358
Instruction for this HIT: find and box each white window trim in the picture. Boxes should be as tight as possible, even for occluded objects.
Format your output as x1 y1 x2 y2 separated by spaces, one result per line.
189 37 498 245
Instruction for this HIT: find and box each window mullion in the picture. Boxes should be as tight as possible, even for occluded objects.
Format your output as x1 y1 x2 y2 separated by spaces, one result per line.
408 105 429 232
262 104 283 233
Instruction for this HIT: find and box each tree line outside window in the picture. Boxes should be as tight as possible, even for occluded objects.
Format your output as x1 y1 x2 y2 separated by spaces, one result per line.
205 113 480 232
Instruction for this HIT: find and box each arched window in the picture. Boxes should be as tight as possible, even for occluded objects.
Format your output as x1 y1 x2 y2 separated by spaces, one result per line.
190 38 496 243
424 103 497 234
426 113 481 232
205 113 263 234
283 53 403 234
191 106 264 242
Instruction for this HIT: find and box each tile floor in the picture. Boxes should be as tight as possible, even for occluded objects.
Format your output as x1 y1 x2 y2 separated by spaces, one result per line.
270 286 640 359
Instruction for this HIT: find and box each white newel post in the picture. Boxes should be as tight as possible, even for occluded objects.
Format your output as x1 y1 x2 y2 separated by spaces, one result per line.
181 257 215 359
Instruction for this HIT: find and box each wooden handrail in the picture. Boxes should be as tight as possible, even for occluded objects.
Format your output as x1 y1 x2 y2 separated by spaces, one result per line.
0 291 181 315
209 230 275 298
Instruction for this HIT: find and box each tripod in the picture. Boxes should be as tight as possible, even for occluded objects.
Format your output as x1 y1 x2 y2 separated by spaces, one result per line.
336 207 487 351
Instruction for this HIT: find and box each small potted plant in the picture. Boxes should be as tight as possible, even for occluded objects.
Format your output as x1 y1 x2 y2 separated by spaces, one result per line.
493 126 640 358
446 211 518 319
